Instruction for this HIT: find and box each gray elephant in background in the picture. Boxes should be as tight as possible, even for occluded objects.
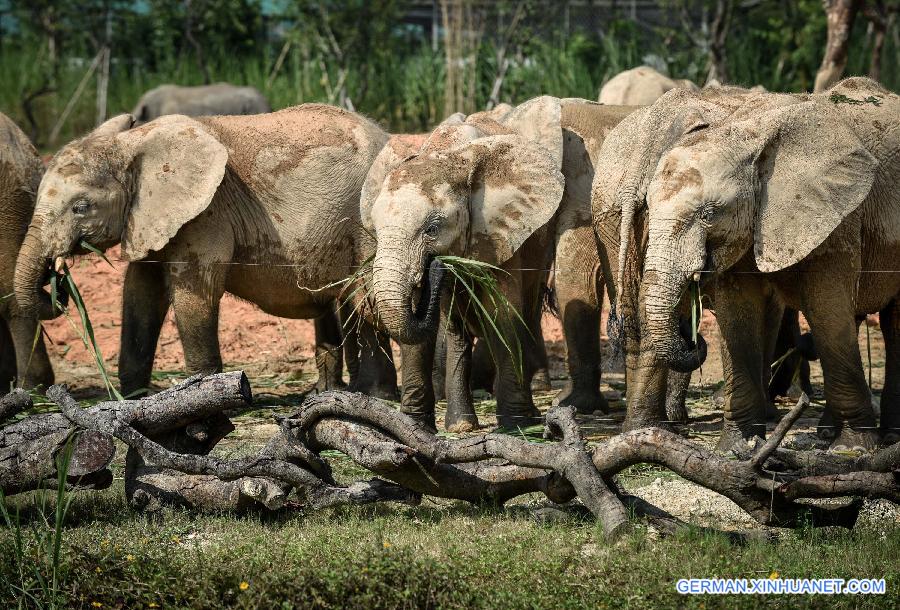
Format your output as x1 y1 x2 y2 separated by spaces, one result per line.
599 66 699 106
132 83 271 125
0 112 55 390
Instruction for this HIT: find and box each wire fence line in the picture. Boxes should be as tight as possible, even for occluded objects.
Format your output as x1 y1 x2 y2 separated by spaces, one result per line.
67 256 900 275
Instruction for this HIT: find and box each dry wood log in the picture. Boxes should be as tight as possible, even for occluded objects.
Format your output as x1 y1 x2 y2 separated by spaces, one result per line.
49 381 420 512
30 376 896 534
0 389 32 424
293 391 631 539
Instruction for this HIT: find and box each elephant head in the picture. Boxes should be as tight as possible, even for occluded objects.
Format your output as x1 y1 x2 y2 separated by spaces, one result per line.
361 96 565 345
592 86 802 357
15 113 227 316
642 99 879 372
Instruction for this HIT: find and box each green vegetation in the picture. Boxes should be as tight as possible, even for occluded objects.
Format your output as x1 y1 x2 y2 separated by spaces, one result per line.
1 1 897 149
1 458 897 609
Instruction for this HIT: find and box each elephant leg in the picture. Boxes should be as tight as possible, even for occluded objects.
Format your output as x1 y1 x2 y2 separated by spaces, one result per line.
878 299 900 445
443 314 478 432
342 317 360 388
170 268 224 378
553 274 607 415
314 307 346 392
0 317 17 392
119 263 170 397
801 275 877 450
715 274 781 452
529 296 552 392
7 314 54 390
400 340 437 432
432 316 447 401
348 319 399 401
470 338 495 393
664 369 691 423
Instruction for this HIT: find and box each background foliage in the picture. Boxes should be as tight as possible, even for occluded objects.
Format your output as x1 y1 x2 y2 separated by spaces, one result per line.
0 0 896 148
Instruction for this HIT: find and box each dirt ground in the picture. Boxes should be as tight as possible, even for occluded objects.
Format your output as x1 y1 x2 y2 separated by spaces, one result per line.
41 249 897 532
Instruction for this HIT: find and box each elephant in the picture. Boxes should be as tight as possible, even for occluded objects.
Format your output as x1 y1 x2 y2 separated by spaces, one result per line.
0 112 55 390
592 85 822 433
132 83 271 125
14 105 398 399
599 66 699 106
361 96 646 430
638 77 900 450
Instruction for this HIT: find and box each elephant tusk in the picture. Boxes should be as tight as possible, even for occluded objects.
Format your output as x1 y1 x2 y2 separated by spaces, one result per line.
54 256 67 273
692 271 702 282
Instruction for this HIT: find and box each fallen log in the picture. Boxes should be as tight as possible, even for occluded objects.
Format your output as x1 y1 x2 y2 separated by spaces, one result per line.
0 389 31 424
27 377 895 535
49 381 420 513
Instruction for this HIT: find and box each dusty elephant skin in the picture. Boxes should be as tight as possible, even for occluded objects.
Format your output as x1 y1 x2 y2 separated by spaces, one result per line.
362 97 643 430
0 111 56 390
131 83 271 125
640 77 900 451
14 105 398 398
591 85 818 433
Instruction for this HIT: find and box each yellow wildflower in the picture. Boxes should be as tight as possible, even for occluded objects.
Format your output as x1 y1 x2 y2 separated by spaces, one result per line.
239 581 250 591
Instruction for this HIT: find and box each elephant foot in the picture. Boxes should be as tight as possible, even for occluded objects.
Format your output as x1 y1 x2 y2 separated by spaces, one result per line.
715 421 764 455
554 387 609 415
621 414 670 433
665 400 689 424
881 410 900 446
445 405 480 433
350 381 399 402
445 417 479 433
765 400 782 422
496 407 542 430
402 410 437 433
315 375 347 393
530 369 552 392
830 427 879 452
816 409 838 441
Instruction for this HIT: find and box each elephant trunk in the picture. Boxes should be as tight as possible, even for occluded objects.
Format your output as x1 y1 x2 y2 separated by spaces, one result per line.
372 245 445 345
14 225 61 320
643 262 707 374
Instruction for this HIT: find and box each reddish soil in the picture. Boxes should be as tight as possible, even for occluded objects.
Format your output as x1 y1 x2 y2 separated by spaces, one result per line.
43 247 320 379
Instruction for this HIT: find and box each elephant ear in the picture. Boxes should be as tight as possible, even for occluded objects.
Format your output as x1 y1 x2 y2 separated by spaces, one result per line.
461 134 565 265
498 95 563 170
116 115 228 261
751 101 878 272
360 134 426 232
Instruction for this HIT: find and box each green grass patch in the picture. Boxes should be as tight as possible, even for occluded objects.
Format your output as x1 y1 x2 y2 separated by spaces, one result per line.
2 479 898 609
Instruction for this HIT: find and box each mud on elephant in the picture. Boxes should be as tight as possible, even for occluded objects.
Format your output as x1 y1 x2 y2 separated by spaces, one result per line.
639 78 900 450
15 106 398 398
592 85 821 434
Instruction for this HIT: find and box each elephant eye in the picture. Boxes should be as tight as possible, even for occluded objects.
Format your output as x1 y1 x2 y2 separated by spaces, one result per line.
72 200 92 215
423 224 439 237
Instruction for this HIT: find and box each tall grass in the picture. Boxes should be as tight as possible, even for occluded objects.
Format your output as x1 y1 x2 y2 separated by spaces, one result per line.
0 438 76 609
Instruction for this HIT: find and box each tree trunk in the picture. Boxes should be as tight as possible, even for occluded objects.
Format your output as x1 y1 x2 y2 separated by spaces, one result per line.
814 0 863 93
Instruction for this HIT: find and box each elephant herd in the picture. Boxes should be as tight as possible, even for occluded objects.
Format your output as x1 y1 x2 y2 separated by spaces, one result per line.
1 75 897 456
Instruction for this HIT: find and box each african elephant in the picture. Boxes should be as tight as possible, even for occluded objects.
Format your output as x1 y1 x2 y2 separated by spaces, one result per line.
361 96 647 429
599 66 699 106
132 83 271 125
0 112 55 390
592 85 823 433
14 105 397 399
639 77 900 450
